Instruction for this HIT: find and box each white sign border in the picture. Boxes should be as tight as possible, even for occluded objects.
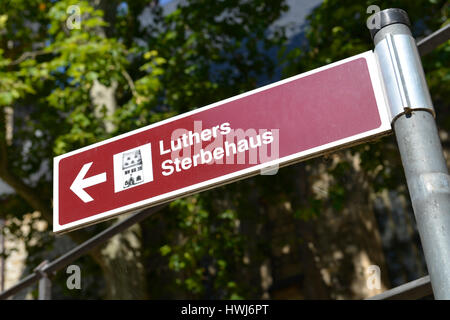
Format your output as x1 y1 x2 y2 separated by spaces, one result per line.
53 51 391 234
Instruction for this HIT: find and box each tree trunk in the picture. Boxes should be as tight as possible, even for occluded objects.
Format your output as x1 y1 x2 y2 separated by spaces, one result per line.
304 152 390 299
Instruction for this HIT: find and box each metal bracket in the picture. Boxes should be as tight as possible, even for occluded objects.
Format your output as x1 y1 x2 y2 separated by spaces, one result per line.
33 260 49 275
374 31 435 122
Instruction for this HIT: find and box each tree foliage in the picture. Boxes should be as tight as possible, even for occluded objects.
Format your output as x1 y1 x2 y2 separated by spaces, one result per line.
0 0 288 299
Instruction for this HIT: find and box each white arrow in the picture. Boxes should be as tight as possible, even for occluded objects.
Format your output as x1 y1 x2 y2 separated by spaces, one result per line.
70 162 107 203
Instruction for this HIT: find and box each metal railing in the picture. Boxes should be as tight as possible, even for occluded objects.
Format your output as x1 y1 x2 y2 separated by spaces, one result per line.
417 23 450 56
367 20 449 301
366 276 432 300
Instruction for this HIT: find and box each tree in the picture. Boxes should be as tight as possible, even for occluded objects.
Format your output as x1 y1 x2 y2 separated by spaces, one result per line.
278 0 448 297
0 0 288 299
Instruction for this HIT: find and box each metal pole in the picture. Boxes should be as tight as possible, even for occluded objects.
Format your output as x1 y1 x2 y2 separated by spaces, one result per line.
366 275 432 300
38 276 51 300
369 8 450 299
42 204 166 275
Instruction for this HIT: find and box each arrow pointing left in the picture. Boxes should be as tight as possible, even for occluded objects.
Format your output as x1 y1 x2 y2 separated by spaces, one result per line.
70 162 107 203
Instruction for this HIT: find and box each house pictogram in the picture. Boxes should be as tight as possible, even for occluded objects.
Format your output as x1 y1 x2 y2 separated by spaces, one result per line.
122 149 144 188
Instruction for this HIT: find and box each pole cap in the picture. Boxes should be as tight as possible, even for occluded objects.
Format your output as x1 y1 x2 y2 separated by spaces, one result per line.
369 8 411 39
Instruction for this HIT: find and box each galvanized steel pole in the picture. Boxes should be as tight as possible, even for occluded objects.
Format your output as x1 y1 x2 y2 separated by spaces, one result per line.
36 260 51 300
369 8 450 299
38 274 51 300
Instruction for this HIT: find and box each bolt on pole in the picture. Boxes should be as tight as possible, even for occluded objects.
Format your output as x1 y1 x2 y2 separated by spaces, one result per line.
369 8 450 299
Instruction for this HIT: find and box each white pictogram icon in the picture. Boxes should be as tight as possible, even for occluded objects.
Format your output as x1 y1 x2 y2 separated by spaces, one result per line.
122 149 144 188
113 143 153 193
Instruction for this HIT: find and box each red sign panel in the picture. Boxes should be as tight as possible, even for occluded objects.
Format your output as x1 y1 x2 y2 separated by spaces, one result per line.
54 51 391 233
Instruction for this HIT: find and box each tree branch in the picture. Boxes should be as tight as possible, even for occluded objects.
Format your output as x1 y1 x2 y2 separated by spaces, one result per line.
0 123 52 224
121 69 138 99
0 144 94 245
0 109 96 244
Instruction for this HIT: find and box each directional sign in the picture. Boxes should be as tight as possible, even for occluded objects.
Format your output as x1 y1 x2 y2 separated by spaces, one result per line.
53 51 391 233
